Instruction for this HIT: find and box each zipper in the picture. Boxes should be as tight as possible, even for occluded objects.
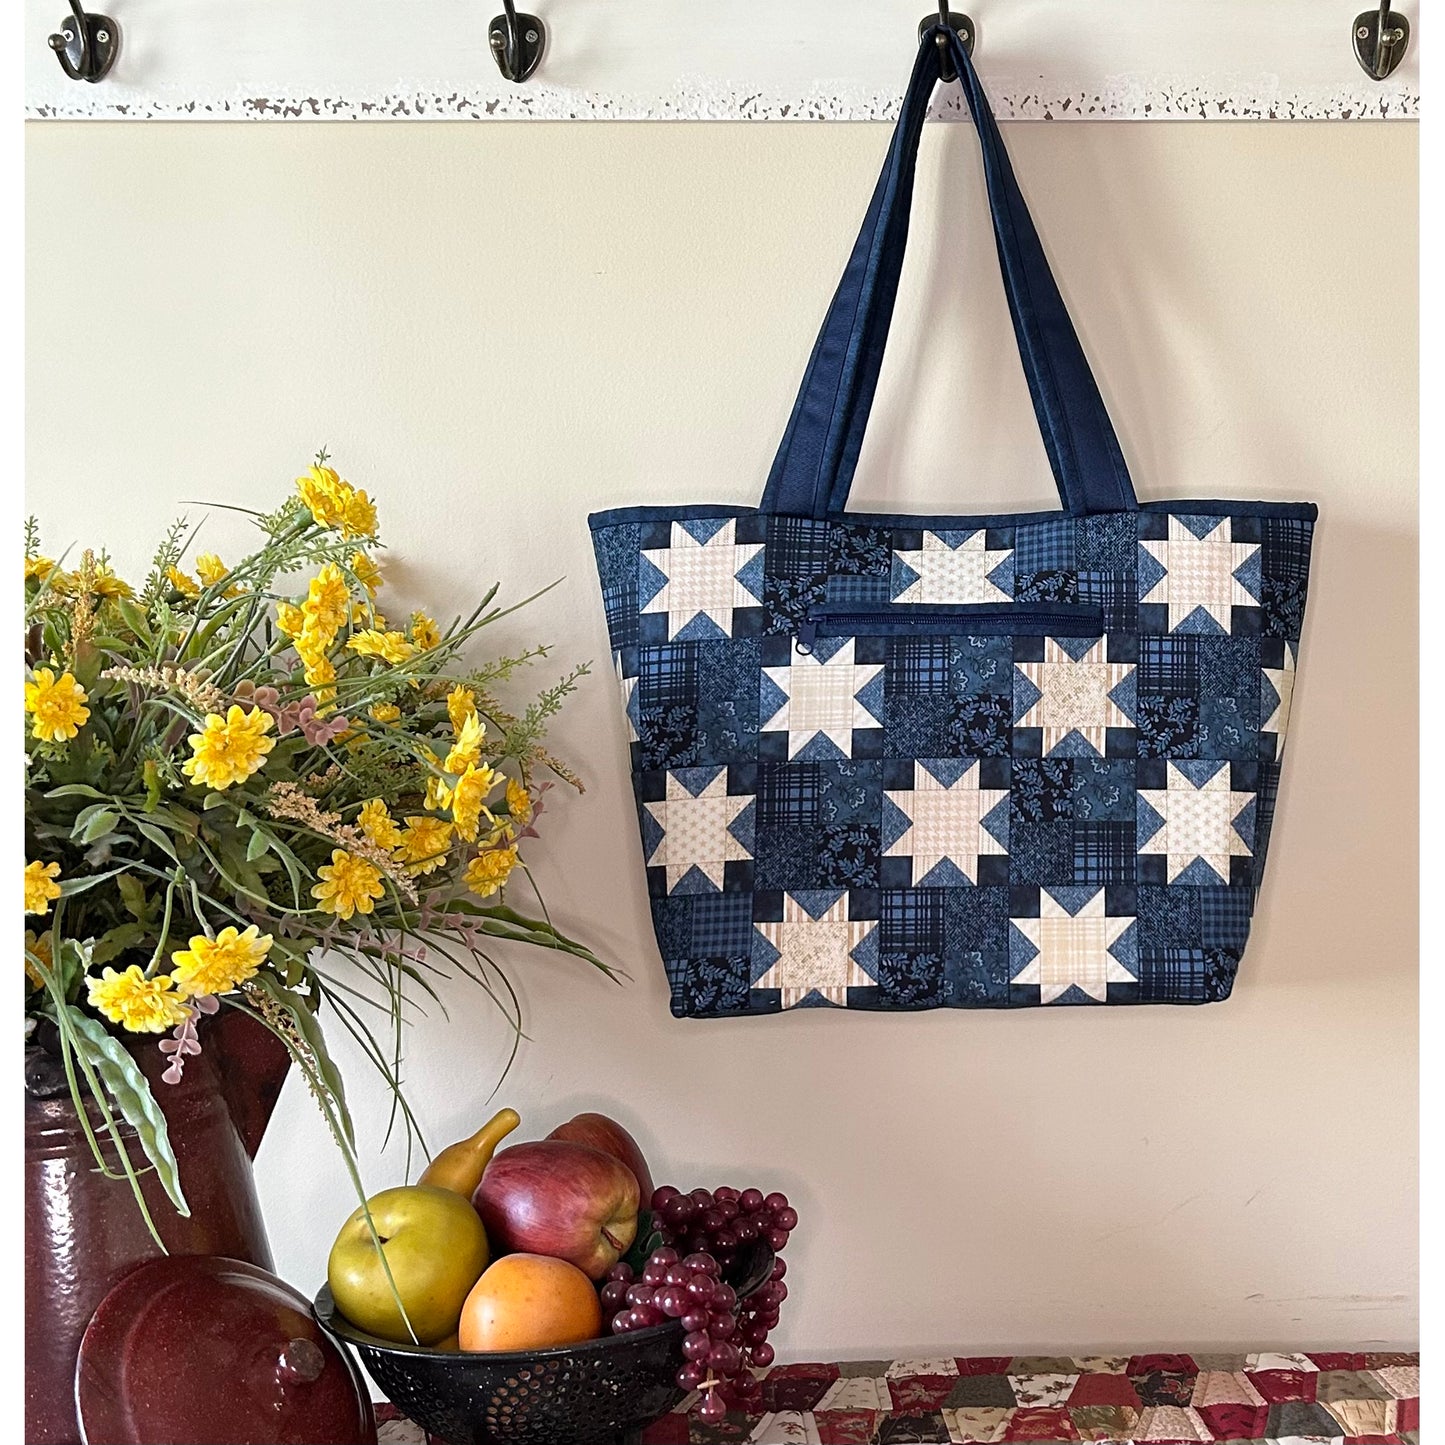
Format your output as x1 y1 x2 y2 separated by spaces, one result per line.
796 602 1104 653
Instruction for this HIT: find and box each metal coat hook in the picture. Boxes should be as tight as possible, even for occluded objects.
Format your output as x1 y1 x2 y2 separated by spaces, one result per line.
489 0 546 83
1353 1 1410 79
918 1 975 84
47 0 119 83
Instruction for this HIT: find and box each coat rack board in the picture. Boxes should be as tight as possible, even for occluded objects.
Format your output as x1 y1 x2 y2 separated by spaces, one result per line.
26 0 1419 121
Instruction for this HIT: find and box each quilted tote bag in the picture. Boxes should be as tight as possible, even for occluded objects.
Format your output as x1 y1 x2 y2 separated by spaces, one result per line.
589 26 1316 1018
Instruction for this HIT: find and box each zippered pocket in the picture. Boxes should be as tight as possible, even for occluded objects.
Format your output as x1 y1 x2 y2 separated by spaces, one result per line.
796 602 1104 653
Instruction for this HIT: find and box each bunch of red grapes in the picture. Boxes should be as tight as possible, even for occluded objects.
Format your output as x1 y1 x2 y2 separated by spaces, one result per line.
600 1185 796 1425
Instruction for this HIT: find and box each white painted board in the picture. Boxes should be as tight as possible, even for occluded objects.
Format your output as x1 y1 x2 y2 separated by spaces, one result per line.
26 0 1421 120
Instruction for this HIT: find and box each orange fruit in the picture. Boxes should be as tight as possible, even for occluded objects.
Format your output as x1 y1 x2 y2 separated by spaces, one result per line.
458 1253 603 1352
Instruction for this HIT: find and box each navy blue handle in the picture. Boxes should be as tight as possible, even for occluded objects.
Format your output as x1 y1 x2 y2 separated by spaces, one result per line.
761 27 1137 520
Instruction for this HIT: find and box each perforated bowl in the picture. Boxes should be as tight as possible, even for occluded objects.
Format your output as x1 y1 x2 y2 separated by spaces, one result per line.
313 1240 773 1445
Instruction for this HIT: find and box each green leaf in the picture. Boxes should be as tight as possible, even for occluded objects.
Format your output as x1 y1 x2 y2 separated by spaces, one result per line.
45 783 110 801
134 821 180 861
116 873 149 921
248 974 354 1149
66 1010 189 1217
118 598 153 641
78 809 122 844
90 923 148 965
202 792 227 811
245 828 271 862
58 865 131 898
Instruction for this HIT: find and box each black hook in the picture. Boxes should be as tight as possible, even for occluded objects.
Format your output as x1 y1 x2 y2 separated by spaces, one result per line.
47 0 119 83
918 2 975 84
489 0 546 83
1353 1 1410 80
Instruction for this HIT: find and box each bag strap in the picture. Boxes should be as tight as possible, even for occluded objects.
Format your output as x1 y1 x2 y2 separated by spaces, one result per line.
760 25 1137 520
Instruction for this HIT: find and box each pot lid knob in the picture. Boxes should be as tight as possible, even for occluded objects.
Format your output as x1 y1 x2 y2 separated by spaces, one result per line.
277 1337 326 1385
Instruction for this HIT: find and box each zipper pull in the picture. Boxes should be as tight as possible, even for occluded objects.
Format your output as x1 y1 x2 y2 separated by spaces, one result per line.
795 617 817 655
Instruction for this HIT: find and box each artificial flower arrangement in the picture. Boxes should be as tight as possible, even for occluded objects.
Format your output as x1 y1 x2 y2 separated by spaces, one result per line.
24 457 605 1241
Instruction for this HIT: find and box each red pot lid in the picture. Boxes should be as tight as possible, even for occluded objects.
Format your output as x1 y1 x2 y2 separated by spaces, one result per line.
76 1255 377 1445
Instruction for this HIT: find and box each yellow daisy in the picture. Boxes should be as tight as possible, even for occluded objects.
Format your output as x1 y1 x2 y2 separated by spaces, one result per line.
312 849 386 920
24 930 53 991
394 816 454 876
347 630 414 665
505 778 533 831
464 844 519 899
170 924 273 997
276 601 305 639
25 859 63 916
410 613 442 651
350 551 382 595
369 702 401 724
167 566 201 598
86 965 190 1034
296 464 347 529
25 668 91 743
449 763 498 843
444 712 485 773
357 798 403 850
446 685 477 733
340 487 378 540
25 555 57 582
301 563 350 639
182 705 275 791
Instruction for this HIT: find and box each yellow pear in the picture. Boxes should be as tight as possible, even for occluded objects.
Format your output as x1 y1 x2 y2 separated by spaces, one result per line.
418 1107 521 1197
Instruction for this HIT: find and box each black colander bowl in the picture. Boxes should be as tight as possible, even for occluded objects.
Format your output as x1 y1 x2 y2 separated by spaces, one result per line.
313 1240 773 1445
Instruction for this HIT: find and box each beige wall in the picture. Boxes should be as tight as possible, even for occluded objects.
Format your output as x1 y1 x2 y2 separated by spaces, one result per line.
26 119 1417 1355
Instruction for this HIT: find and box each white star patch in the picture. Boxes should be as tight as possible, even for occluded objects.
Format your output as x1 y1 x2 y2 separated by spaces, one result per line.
892 529 1012 604
641 520 763 640
616 662 639 742
1139 516 1262 632
1012 890 1134 1004
761 640 885 761
1262 644 1297 760
1015 639 1134 756
1138 762 1254 884
754 893 877 1008
643 770 753 893
884 761 1009 885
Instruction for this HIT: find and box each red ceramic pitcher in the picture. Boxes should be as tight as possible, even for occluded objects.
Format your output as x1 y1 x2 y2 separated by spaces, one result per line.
24 1008 290 1445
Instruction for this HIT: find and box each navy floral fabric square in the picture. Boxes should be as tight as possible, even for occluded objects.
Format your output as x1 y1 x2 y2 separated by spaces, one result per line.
591 504 1315 1018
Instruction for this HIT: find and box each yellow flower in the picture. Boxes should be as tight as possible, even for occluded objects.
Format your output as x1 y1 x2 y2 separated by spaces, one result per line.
195 553 228 587
358 798 403 850
24 931 53 991
394 816 454 876
86 965 190 1033
409 613 442 652
170 924 272 997
167 566 200 598
303 654 337 703
296 465 347 528
505 778 533 830
312 849 386 920
446 685 477 733
25 668 91 743
425 773 452 813
301 563 350 639
340 487 378 540
445 711 485 773
449 763 498 843
348 629 414 665
351 551 382 595
276 601 305 639
25 860 63 916
465 844 519 899
89 563 133 599
369 702 401 724
182 705 275 790
25 555 56 582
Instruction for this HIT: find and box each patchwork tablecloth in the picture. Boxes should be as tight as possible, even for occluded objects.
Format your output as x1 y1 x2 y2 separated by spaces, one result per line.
377 1350 1419 1444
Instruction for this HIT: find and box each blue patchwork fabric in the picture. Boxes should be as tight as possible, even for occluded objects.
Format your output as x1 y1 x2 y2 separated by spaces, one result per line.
591 505 1315 1017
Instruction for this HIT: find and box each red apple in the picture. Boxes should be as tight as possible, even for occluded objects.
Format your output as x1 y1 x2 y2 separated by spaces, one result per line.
473 1140 640 1280
546 1112 655 1201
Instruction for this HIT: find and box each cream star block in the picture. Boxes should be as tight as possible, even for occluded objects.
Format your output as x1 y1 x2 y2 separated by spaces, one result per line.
643 770 752 892
1138 763 1254 884
754 894 876 1008
761 640 884 760
885 762 1009 884
1262 643 1297 758
616 663 638 742
893 529 1012 603
1012 890 1134 1004
1140 516 1261 632
1015 639 1134 755
641 520 763 640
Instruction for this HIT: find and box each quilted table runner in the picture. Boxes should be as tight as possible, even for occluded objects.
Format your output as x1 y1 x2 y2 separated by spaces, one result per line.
376 1350 1420 1444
